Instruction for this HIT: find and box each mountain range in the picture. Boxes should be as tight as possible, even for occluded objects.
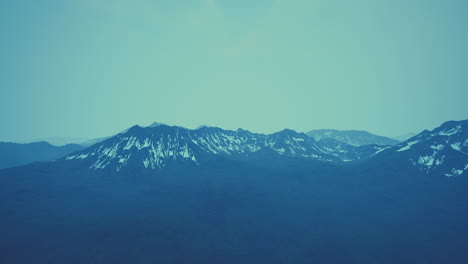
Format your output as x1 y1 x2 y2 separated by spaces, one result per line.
58 119 466 177
61 125 396 173
0 119 467 263
1 120 466 177
7 124 401 148
0 123 401 170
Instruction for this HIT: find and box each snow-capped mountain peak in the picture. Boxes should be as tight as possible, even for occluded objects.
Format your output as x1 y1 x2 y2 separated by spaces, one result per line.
377 120 467 177
64 125 338 171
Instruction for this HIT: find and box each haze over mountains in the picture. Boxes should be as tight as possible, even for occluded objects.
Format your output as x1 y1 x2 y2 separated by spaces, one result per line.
2 0 467 261
16 137 91 147
393 132 418 142
306 129 400 146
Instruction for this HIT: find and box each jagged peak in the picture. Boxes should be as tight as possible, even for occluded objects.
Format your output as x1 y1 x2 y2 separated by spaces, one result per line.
63 124 339 171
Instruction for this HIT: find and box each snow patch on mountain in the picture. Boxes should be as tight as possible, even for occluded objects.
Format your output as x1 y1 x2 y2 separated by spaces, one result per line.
381 120 468 177
445 166 467 177
416 145 445 171
374 146 391 155
397 140 419 152
451 142 461 151
438 125 461 136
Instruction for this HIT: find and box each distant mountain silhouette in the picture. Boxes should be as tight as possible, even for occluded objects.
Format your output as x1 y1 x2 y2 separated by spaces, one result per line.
306 129 400 146
0 141 84 169
16 136 91 146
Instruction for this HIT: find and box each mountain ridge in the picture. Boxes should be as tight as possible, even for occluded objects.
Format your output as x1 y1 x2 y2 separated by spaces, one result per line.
63 124 340 172
0 120 466 177
0 141 84 169
59 119 467 177
368 119 468 177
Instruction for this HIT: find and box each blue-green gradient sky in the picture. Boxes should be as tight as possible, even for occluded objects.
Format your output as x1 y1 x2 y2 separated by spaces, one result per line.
1 0 467 141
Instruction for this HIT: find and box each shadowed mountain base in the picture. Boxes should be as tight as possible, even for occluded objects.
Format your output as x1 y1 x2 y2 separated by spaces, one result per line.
0 159 467 264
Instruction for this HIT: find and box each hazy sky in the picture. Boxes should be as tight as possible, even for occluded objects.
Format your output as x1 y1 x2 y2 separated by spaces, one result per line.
1 0 467 141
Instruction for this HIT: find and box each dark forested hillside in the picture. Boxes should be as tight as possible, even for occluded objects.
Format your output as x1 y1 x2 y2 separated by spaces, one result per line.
0 155 467 264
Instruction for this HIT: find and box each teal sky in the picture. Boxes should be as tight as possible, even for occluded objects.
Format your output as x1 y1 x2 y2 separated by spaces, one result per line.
1 0 467 141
